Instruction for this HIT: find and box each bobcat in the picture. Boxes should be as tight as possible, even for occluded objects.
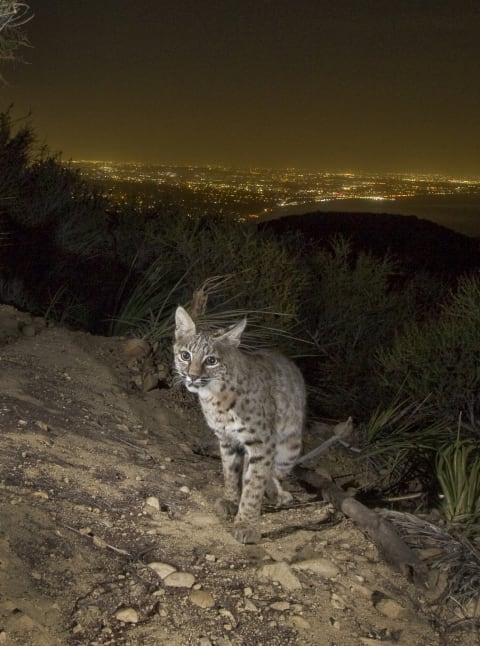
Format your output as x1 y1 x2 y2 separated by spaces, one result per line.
173 306 306 544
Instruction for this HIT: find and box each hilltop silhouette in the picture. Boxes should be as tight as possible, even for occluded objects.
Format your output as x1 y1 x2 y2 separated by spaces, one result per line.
260 211 480 278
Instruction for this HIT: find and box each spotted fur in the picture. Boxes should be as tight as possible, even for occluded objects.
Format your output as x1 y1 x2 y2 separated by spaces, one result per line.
173 306 306 544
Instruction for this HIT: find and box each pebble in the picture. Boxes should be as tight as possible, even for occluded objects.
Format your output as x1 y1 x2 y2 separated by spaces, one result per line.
205 553 216 562
292 558 340 579
330 592 348 610
244 599 258 612
164 571 195 588
142 373 159 391
179 485 190 494
374 597 408 619
190 589 215 609
145 496 160 511
115 607 139 623
219 608 237 628
148 562 177 579
289 615 311 630
257 561 302 591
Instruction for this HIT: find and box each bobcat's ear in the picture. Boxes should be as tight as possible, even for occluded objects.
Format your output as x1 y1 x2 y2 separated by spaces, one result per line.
217 318 247 347
175 306 196 340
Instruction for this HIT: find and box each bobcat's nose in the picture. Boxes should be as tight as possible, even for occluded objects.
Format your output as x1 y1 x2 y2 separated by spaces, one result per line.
185 374 202 392
187 360 202 380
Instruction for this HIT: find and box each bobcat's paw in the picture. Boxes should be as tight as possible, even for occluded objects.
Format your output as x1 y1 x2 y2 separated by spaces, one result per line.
232 522 262 545
215 497 238 519
274 490 293 507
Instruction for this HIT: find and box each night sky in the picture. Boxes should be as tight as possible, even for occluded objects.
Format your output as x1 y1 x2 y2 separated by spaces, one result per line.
3 0 480 176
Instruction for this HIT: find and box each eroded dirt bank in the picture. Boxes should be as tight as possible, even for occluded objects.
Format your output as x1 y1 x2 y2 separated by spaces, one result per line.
0 305 476 645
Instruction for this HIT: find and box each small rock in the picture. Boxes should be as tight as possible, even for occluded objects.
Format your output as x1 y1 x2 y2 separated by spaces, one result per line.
179 485 190 494
190 589 215 609
0 631 6 643
257 561 302 591
148 562 177 579
292 558 340 579
289 615 311 630
33 491 49 500
145 496 160 511
198 639 212 646
164 571 195 588
243 587 253 597
374 597 408 619
115 607 139 623
330 592 347 610
205 553 216 562
244 599 258 612
270 601 291 611
218 608 237 628
142 373 159 391
329 617 341 629
35 420 49 432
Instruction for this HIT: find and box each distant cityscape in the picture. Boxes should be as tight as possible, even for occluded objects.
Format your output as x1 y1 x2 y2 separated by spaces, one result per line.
72 161 480 234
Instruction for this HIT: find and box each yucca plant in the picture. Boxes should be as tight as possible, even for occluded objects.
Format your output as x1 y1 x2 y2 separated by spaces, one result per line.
361 397 453 495
109 255 190 342
436 424 480 531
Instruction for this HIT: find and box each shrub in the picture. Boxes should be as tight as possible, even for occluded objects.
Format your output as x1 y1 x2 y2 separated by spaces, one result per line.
378 274 480 423
303 237 415 418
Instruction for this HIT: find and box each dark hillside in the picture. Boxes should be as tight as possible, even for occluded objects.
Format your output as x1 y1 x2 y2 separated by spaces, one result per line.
260 211 480 277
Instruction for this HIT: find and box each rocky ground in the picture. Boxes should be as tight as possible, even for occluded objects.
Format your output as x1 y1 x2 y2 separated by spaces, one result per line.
0 304 478 645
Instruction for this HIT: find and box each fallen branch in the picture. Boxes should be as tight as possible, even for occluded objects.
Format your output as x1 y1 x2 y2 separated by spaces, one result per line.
294 466 428 586
295 417 355 465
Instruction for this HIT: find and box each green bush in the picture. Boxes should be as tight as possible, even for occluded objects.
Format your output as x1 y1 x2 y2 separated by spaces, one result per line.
379 274 480 423
303 237 416 418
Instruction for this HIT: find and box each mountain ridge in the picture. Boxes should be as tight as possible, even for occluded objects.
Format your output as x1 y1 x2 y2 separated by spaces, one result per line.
259 210 480 277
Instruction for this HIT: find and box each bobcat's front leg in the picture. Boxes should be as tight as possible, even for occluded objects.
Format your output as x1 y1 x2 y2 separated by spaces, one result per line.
232 447 268 544
215 439 243 519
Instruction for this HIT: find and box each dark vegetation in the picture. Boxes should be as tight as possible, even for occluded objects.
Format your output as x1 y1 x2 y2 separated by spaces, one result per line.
2 110 480 536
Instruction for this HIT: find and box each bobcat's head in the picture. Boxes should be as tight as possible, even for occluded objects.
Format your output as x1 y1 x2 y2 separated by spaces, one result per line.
173 306 246 393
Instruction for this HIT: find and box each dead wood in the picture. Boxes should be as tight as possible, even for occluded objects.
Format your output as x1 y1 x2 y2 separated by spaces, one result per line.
294 466 428 586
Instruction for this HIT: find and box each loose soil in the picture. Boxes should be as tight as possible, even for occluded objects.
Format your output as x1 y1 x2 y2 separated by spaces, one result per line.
0 304 477 645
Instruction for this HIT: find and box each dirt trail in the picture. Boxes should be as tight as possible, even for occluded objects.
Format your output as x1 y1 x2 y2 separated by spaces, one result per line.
0 304 476 645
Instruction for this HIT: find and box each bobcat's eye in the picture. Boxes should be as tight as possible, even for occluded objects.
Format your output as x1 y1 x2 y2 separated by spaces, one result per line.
180 350 191 362
204 355 217 366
